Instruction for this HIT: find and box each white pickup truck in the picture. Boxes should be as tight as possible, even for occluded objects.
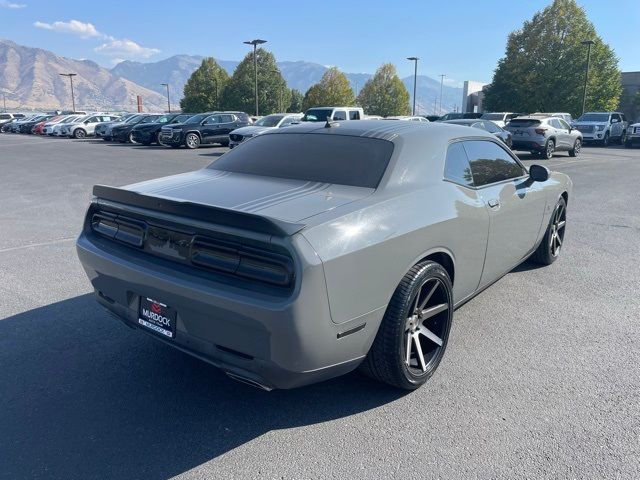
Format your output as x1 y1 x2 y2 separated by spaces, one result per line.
302 107 365 122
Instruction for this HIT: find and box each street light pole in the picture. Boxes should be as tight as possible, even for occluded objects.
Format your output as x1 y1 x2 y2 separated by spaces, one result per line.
243 39 267 117
439 74 446 115
581 40 595 116
407 57 419 115
160 83 171 113
2 93 6 112
59 73 77 112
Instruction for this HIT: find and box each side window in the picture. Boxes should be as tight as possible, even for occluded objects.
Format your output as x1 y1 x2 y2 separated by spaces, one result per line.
280 116 295 126
333 110 347 121
463 140 526 187
349 110 361 120
86 116 98 123
483 121 499 133
444 142 474 188
621 114 627 122
220 114 235 123
612 113 621 122
558 119 571 130
204 115 220 125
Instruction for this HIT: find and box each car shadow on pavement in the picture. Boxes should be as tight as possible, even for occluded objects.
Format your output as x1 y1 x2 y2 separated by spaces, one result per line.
0 294 405 480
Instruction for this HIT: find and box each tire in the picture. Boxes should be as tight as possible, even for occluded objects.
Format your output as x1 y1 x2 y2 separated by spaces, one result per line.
220 140 230 147
156 132 163 145
360 261 453 390
531 196 567 265
569 139 581 157
73 128 86 139
541 139 555 159
128 132 135 143
185 132 200 149
619 130 627 145
601 132 610 147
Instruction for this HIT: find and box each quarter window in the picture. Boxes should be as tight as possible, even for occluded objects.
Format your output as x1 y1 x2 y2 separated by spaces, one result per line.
482 121 500 133
220 114 235 123
463 140 525 187
349 110 361 120
444 142 474 188
558 119 571 130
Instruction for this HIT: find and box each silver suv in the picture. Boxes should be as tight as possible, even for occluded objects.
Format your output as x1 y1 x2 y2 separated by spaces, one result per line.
504 115 583 159
572 112 628 146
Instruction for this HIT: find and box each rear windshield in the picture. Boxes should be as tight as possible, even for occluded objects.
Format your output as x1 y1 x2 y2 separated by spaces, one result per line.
507 119 541 127
208 133 394 188
481 113 504 120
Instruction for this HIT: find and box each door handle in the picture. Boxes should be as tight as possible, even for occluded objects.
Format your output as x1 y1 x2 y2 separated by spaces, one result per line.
487 199 500 208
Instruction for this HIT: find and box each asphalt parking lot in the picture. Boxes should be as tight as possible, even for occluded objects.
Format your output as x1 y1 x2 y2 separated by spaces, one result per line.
1 134 639 479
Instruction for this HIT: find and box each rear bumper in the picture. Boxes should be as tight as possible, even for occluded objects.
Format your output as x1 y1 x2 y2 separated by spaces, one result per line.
76 231 373 389
511 140 545 151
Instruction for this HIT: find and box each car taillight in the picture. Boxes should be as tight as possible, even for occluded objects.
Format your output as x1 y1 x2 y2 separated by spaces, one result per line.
534 128 547 135
91 212 145 247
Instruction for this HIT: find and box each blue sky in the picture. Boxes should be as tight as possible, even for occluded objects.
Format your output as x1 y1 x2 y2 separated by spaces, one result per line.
1 0 638 84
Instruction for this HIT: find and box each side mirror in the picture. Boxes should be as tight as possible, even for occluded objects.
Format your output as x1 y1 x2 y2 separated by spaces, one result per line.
529 164 549 182
611 118 619 124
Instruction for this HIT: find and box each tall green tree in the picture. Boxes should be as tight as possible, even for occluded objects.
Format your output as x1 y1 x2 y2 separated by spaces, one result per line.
180 58 229 113
220 48 289 115
483 0 621 116
301 67 354 110
288 89 304 112
357 63 410 117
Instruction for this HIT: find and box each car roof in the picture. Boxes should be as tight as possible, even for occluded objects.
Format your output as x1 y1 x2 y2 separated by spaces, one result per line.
442 119 483 125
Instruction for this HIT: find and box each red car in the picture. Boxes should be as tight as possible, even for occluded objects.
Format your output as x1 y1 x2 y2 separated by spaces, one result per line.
33 115 64 134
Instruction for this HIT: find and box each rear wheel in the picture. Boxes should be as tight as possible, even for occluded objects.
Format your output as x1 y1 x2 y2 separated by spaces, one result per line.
531 197 567 265
185 133 200 149
569 139 581 157
73 128 86 139
541 139 555 159
360 261 453 390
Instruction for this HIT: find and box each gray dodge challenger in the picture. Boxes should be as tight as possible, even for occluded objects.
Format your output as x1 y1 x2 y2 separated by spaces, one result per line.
77 120 571 390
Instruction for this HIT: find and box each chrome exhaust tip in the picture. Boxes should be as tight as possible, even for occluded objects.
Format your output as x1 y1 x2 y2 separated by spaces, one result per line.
225 372 273 391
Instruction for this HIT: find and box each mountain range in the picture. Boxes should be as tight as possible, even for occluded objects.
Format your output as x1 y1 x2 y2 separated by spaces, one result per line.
0 39 463 114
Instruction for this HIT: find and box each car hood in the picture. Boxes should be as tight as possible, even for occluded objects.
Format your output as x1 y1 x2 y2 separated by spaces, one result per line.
230 125 273 136
132 122 159 131
123 169 373 223
573 121 607 126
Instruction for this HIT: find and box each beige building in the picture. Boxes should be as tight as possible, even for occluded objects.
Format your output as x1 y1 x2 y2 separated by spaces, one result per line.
461 81 488 113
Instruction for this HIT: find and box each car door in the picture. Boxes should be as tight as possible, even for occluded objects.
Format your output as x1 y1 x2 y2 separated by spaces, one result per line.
610 113 622 138
200 114 221 144
217 114 237 140
557 118 575 147
462 140 547 287
550 118 570 148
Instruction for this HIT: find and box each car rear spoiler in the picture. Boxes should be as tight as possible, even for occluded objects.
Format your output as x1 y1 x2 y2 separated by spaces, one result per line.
92 184 306 237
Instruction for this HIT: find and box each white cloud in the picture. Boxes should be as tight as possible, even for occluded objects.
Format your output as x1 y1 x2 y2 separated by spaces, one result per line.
33 19 103 38
95 39 160 59
0 0 26 8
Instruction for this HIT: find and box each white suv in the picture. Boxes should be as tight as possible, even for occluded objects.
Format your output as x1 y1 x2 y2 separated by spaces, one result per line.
572 112 629 146
62 114 119 138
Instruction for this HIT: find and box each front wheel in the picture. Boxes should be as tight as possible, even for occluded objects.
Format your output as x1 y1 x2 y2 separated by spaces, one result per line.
185 133 200 149
601 132 610 147
360 261 453 390
531 196 567 265
619 130 627 145
73 128 86 139
128 132 135 143
569 139 581 157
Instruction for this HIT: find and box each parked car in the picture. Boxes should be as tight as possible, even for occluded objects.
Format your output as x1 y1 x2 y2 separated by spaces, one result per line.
385 116 430 122
77 120 571 391
572 112 628 146
424 115 441 122
7 114 44 133
96 114 138 141
480 112 521 128
19 115 55 133
228 113 303 148
625 121 640 148
61 114 119 138
437 112 483 121
33 115 66 135
111 114 163 143
129 113 193 145
160 112 251 149
504 115 582 158
302 107 365 122
44 115 81 135
534 112 573 124
0 113 25 130
443 119 512 147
